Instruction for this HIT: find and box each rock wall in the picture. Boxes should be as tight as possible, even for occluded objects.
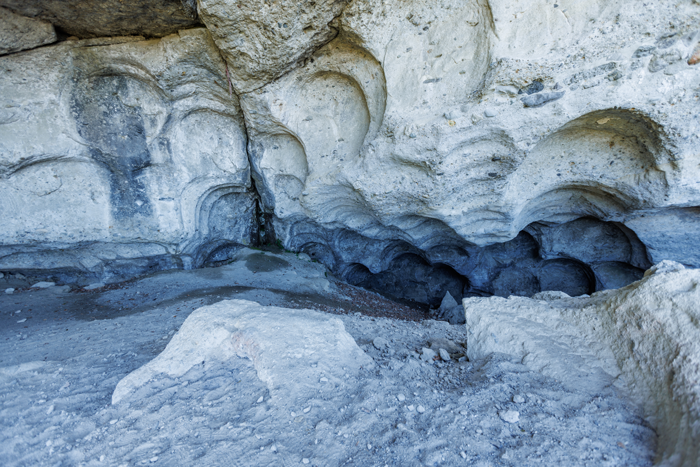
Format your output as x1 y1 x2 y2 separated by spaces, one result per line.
1 0 699 297
0 30 257 284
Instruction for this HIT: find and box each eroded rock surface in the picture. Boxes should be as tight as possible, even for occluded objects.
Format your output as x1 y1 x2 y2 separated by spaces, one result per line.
465 261 700 466
0 7 56 55
0 0 200 38
0 30 256 284
113 299 374 404
0 0 699 302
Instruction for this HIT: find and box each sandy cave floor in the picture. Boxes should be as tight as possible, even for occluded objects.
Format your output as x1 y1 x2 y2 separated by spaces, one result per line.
0 248 656 466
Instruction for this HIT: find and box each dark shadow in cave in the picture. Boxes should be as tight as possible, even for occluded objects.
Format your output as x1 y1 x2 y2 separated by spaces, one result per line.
319 217 652 321
343 254 468 308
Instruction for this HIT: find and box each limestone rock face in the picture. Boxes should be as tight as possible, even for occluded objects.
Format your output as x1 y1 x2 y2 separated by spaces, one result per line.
0 0 699 296
112 299 374 404
198 0 350 92
234 0 700 302
464 262 700 467
0 30 256 284
0 0 200 38
0 7 56 55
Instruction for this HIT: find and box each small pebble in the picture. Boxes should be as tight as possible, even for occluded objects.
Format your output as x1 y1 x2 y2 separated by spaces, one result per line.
257 396 264 403
439 348 451 361
460 451 467 459
303 407 311 413
320 377 328 383
270 445 277 452
31 281 55 289
417 405 426 414
513 394 525 403
16 318 26 323
109 419 118 425
484 109 497 118
499 410 520 424
367 444 372 450
150 457 158 463
407 405 415 411
5 288 14 294
397 393 406 402
373 337 389 350
302 458 310 464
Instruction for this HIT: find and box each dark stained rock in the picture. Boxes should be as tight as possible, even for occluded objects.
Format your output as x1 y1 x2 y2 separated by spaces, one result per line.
0 0 200 38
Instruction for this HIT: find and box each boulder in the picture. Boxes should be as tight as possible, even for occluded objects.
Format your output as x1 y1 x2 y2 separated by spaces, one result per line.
113 299 374 404
464 261 700 466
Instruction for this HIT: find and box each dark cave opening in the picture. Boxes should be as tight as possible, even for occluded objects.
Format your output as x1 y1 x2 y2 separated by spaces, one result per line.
315 216 651 321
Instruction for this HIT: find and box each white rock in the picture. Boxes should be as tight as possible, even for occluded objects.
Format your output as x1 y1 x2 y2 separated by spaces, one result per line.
407 405 415 412
466 263 700 465
31 282 55 289
256 396 264 403
499 410 520 424
113 300 374 404
513 395 526 404
5 288 14 294
416 405 425 414
302 459 310 464
198 0 347 93
83 282 105 291
16 319 26 323
397 394 406 402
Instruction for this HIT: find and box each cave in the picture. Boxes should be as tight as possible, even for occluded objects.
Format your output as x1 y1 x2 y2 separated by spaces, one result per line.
1 1 700 466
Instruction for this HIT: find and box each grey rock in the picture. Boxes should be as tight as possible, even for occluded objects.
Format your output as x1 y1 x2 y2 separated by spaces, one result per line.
0 7 56 55
372 337 389 350
4 288 14 294
438 348 451 361
484 109 497 118
83 282 105 291
420 348 437 362
0 0 200 38
521 91 565 108
30 281 55 289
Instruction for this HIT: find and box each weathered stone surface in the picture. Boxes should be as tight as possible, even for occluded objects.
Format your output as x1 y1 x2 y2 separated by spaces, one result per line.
464 261 700 466
113 299 374 404
1 0 700 303
0 0 199 38
198 0 350 93
0 7 56 55
232 0 700 304
0 29 256 284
